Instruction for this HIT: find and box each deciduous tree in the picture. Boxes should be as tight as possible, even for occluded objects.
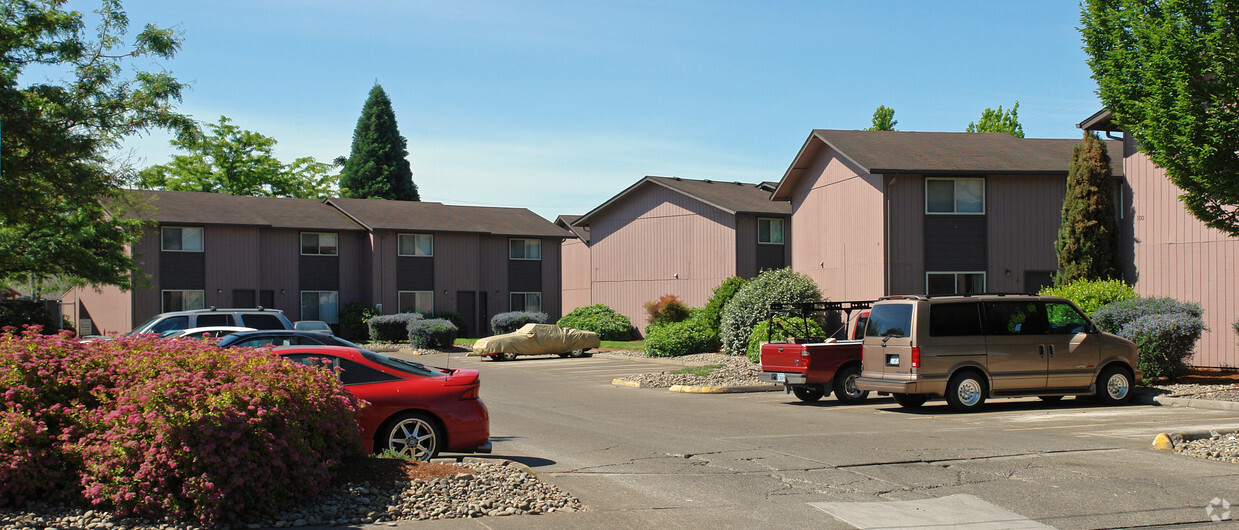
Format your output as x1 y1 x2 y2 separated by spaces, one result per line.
1081 0 1239 236
866 105 897 131
339 84 419 201
0 0 193 290
136 116 338 198
966 101 1024 137
1055 132 1121 284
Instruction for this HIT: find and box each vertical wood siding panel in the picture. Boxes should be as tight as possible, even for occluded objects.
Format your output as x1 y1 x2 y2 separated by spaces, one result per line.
560 238 592 314
1127 145 1237 368
888 175 925 295
589 184 737 330
541 238 562 321
432 232 482 316
204 226 260 308
987 174 1064 294
259 229 301 318
132 231 161 325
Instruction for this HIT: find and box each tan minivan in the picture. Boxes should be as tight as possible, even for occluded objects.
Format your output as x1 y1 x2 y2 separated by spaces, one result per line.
855 294 1141 412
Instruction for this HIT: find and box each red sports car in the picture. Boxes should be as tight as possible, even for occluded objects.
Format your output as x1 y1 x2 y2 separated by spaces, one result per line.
275 345 490 461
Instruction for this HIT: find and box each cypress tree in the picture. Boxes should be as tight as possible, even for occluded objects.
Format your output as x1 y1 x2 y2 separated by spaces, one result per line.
1054 131 1120 284
340 84 420 201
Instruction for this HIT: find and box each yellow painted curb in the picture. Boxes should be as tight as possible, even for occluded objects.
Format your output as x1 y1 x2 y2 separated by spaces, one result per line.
1152 432 1174 450
669 385 728 394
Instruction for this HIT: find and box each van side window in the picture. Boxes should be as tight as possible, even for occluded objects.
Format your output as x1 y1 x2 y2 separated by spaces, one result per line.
929 303 983 336
983 302 1048 335
1046 302 1090 334
865 305 913 338
242 314 286 330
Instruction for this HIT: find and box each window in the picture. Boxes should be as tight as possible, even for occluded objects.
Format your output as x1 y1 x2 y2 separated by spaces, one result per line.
195 314 235 327
398 234 433 256
161 227 203 252
929 303 983 336
1046 302 1090 334
282 354 398 385
162 290 204 312
864 304 913 338
925 178 984 214
926 272 985 295
509 239 541 260
301 232 338 255
510 292 542 312
983 301 1047 335
758 218 784 244
300 291 339 324
398 291 434 315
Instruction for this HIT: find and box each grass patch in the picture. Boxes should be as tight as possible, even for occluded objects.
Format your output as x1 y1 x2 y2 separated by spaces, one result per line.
671 364 721 377
454 338 480 346
600 340 644 350
376 448 414 461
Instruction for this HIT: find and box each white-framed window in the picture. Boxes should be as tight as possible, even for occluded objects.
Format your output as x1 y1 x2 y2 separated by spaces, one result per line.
161 227 204 252
758 218 784 244
301 291 339 324
398 291 434 315
510 292 542 313
509 239 541 260
300 232 338 256
162 290 205 312
925 178 985 214
926 272 986 295
398 233 433 256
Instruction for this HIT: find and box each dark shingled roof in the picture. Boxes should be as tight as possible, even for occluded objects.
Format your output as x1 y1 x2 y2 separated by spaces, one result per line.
575 176 791 226
124 190 365 230
555 215 589 242
326 198 569 238
774 129 1124 200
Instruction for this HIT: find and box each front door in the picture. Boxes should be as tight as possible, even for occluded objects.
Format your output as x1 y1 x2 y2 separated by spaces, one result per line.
457 291 476 337
1044 301 1100 390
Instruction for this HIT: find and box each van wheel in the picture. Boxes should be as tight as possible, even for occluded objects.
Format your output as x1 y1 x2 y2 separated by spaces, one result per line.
792 384 827 402
893 393 928 408
832 365 869 404
1096 366 1133 405
945 372 987 412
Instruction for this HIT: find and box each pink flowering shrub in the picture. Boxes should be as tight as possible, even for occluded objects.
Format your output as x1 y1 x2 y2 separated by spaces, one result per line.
0 328 366 525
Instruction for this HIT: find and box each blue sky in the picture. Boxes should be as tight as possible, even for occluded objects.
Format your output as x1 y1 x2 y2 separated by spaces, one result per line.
107 0 1102 220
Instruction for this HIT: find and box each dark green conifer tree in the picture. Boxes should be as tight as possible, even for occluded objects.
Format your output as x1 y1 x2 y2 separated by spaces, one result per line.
339 84 420 200
1054 131 1120 284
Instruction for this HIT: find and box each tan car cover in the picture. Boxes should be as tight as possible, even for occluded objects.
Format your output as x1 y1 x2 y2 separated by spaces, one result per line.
470 324 601 356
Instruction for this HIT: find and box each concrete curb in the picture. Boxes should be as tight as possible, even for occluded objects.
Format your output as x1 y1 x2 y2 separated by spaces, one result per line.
668 383 784 394
611 379 649 388
1133 388 1239 412
1151 429 1225 451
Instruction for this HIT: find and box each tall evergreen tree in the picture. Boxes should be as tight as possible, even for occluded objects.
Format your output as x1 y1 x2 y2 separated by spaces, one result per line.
339 84 420 201
1054 131 1120 284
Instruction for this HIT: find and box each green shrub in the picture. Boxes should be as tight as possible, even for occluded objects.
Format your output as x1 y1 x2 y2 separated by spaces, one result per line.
339 302 380 340
1038 278 1137 315
643 294 692 327
409 318 459 349
490 311 547 335
557 304 633 341
431 311 468 337
719 268 821 356
1091 297 1203 333
366 313 423 342
0 301 58 333
0 329 364 524
745 317 826 363
643 319 718 357
699 277 747 332
1120 313 1206 382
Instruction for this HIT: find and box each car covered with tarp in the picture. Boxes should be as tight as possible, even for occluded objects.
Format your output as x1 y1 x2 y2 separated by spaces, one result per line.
470 324 600 361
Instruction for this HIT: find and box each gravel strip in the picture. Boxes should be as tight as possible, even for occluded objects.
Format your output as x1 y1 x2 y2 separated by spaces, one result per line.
0 460 581 529
1174 431 1239 464
604 350 765 388
1147 383 1239 402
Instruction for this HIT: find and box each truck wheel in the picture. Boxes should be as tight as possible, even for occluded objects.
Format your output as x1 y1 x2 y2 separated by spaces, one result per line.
893 393 928 409
945 372 987 412
792 384 827 402
832 365 869 404
1095 365 1133 405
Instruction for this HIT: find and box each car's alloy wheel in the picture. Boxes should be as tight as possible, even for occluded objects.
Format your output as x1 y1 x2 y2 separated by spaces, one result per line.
832 365 869 405
381 412 441 461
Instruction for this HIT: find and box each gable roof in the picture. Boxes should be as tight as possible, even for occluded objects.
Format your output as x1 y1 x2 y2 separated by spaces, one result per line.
555 215 590 242
125 190 365 231
574 175 791 227
1078 109 1121 132
774 129 1124 200
326 198 569 238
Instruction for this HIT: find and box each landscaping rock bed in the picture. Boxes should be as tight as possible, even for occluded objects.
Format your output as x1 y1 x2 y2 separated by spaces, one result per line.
0 459 582 529
1173 431 1239 464
603 350 766 388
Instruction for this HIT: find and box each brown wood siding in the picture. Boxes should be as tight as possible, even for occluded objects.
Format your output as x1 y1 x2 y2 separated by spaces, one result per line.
480 237 508 322
299 255 339 291
258 229 302 318
132 232 161 325
203 226 260 308
788 149 887 301
735 214 757 278
66 283 132 336
432 232 481 317
337 232 363 308
396 257 434 291
160 251 205 290
508 259 542 292
986 174 1065 293
560 237 591 315
540 237 563 321
1125 139 1239 368
589 184 738 330
887 175 926 295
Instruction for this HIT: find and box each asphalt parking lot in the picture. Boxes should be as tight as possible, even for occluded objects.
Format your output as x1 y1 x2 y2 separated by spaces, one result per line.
384 351 1239 529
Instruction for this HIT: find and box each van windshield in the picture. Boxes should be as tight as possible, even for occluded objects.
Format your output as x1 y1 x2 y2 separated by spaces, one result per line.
865 304 913 338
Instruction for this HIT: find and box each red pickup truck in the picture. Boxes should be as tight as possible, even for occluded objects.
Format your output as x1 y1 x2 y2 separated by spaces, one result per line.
758 301 872 404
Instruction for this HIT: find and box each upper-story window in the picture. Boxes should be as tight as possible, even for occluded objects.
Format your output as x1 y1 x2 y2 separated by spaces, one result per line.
161 227 204 252
510 239 541 260
398 234 433 256
925 178 985 214
758 218 784 244
301 232 338 256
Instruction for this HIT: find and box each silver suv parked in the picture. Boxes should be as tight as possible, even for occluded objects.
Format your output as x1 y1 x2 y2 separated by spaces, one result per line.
127 308 293 336
855 294 1141 412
